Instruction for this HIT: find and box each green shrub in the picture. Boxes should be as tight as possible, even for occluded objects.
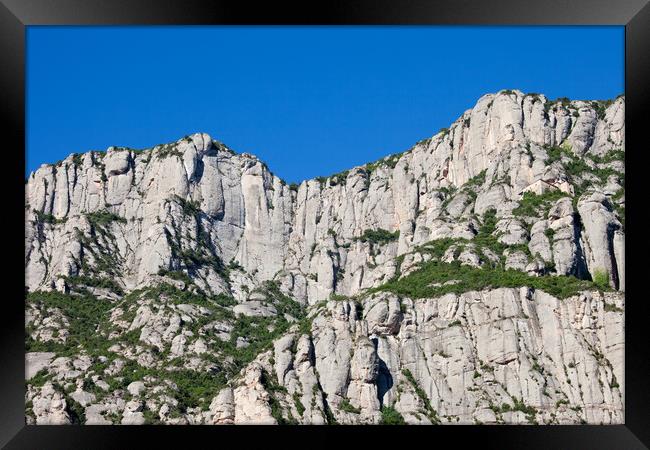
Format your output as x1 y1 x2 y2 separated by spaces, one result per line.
355 228 400 245
544 228 555 241
65 394 86 424
564 158 590 180
27 369 51 387
293 393 306 416
163 219 228 278
25 290 113 357
373 259 604 300
545 145 568 165
513 191 569 218
142 282 211 307
590 149 624 164
167 368 227 411
212 293 238 307
329 170 350 186
615 204 625 228
33 209 66 225
416 237 459 259
27 281 306 417
173 195 202 217
297 315 313 336
554 97 571 106
542 144 624 201
365 152 403 174
470 208 509 261
438 185 457 198
156 269 192 285
86 210 127 226
339 398 361 414
465 169 486 188
142 408 162 424
72 153 83 167
479 208 498 234
64 275 124 295
259 280 306 319
592 269 609 290
157 143 183 158
591 100 614 120
227 260 244 271
511 397 537 416
603 302 623 313
380 405 406 425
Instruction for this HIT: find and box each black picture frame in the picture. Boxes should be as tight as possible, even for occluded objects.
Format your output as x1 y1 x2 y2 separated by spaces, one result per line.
2 1 649 448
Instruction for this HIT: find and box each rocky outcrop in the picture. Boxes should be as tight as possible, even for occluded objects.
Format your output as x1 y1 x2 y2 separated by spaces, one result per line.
25 91 625 301
29 382 72 425
216 288 624 425
577 192 625 290
24 90 625 425
233 363 277 424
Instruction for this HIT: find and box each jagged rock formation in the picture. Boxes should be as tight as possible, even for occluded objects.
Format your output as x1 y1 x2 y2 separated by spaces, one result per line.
25 90 625 425
211 288 624 425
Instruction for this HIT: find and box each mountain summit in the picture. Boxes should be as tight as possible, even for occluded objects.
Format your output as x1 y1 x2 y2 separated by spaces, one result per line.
25 90 625 425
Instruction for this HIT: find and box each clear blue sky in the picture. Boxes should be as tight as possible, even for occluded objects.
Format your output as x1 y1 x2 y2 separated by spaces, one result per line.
26 26 623 182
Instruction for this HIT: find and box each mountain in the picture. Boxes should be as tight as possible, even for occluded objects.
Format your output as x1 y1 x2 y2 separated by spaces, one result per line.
25 89 625 425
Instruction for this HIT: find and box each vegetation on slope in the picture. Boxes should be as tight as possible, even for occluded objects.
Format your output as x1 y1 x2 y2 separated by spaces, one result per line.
25 290 113 357
355 228 400 245
374 259 605 300
26 279 308 416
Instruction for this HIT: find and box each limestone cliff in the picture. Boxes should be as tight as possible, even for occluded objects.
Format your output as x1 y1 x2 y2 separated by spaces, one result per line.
25 90 624 425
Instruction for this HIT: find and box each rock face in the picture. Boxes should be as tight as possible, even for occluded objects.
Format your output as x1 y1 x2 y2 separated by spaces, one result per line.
30 382 72 425
25 91 625 301
220 288 624 425
577 193 625 291
24 90 624 425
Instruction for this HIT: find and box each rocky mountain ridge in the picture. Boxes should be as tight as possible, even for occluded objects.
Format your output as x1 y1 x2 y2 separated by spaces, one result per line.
25 89 625 425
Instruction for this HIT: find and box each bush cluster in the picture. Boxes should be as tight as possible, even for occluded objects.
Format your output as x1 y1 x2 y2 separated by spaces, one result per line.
355 228 400 245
